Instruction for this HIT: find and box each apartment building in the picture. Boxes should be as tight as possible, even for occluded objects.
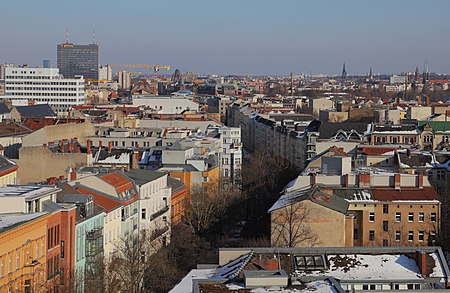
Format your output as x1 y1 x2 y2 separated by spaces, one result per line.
125 169 171 249
3 67 85 113
0 213 50 293
218 127 242 186
269 172 440 248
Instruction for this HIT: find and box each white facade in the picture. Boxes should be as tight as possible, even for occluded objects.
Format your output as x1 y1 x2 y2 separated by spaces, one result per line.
218 127 242 185
133 95 199 114
3 67 85 113
135 173 171 249
99 65 112 81
103 207 122 258
118 70 131 90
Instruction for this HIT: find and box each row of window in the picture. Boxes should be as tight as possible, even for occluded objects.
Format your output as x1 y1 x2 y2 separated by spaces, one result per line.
48 225 60 250
7 92 82 96
368 212 437 223
367 230 436 242
0 240 44 277
47 254 60 280
7 81 82 86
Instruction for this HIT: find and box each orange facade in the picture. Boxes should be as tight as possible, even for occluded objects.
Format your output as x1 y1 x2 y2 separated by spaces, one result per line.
0 214 49 293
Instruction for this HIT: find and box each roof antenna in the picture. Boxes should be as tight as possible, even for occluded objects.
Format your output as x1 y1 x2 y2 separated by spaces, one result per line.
66 29 69 44
92 29 96 44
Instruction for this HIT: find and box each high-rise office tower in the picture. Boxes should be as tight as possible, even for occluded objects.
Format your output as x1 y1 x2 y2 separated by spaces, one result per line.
57 42 99 79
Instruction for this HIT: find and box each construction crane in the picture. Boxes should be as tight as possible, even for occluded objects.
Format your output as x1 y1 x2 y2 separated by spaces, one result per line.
192 79 203 103
110 64 171 73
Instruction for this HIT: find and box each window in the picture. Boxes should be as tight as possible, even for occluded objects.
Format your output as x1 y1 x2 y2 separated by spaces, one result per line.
294 255 326 270
430 231 436 243
417 231 424 242
395 212 401 222
395 231 401 242
383 204 389 214
418 212 424 222
354 229 359 240
408 231 414 242
408 212 414 222
16 253 19 270
431 212 437 222
369 212 375 222
141 208 146 220
369 230 375 241
382 221 388 232
383 239 388 246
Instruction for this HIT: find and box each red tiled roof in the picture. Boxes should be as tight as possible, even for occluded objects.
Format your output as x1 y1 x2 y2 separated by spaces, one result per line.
372 187 440 202
76 186 122 213
330 146 349 157
358 146 398 156
101 172 132 192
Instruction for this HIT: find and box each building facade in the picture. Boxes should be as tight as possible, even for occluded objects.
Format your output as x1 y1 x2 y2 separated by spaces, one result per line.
57 43 99 80
3 67 85 113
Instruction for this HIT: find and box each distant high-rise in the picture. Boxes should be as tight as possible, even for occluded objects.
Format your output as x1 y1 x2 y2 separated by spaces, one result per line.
57 42 99 79
342 62 347 79
43 59 51 68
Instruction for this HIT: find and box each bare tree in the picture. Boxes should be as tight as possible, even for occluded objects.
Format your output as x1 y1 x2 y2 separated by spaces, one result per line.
183 179 239 236
271 202 320 248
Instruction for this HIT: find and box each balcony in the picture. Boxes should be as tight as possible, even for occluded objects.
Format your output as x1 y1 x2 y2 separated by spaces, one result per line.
150 225 170 241
86 228 103 241
149 206 169 221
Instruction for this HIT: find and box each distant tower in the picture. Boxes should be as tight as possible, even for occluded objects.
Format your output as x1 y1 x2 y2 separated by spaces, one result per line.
342 62 347 79
290 72 294 96
368 67 373 80
412 66 420 92
422 62 430 84
43 60 51 68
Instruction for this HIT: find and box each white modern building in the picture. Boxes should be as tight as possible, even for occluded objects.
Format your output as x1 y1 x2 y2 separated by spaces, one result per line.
3 67 85 113
133 95 199 114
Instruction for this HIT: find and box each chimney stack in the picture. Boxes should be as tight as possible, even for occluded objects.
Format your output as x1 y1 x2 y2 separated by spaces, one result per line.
417 173 424 189
394 174 401 189
70 169 77 181
87 139 92 155
108 141 113 153
98 141 103 148
130 150 139 169
416 250 427 276
358 173 371 187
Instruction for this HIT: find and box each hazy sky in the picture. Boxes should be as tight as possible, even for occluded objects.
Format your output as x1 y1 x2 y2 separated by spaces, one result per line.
1 0 449 75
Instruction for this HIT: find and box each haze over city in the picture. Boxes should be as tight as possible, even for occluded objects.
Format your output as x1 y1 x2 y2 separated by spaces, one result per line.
2 0 450 75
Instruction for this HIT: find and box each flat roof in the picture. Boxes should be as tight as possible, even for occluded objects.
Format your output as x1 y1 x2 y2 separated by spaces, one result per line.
0 185 60 199
0 212 47 233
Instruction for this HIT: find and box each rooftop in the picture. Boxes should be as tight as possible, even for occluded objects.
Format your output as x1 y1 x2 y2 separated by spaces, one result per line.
0 185 59 199
0 212 47 233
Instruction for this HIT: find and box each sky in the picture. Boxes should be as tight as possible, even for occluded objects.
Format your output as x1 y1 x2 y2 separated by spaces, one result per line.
1 0 449 76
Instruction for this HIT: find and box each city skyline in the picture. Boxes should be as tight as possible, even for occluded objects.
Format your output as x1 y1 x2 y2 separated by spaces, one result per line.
1 0 450 75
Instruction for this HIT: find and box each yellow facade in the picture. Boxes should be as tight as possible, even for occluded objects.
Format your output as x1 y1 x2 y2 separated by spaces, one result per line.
0 214 49 293
0 171 17 187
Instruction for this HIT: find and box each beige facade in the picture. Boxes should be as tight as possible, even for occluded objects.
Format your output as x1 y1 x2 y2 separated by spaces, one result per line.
309 98 334 117
271 200 349 247
319 110 348 123
16 146 91 184
407 106 432 120
22 121 95 147
350 201 439 247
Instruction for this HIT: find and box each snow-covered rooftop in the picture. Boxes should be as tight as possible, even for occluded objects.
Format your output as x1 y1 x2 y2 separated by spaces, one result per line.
300 254 443 281
0 212 47 232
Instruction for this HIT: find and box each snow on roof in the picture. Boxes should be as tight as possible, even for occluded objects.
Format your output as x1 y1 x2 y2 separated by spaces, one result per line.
96 152 130 164
227 280 336 293
430 252 445 279
301 254 423 280
210 252 253 279
169 269 215 293
0 185 57 198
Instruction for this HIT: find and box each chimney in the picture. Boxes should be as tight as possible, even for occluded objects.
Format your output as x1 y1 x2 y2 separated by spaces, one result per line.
416 250 427 276
108 141 113 153
394 173 401 189
135 142 139 149
311 173 317 186
59 175 65 181
46 177 57 185
87 139 92 155
43 143 47 148
358 173 371 187
98 141 103 148
343 174 349 187
76 144 81 153
417 173 424 189
130 151 139 169
266 260 279 271
70 169 77 181
68 140 73 153
120 166 125 173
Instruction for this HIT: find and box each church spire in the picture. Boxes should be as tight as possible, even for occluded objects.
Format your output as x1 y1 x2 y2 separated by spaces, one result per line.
342 62 347 79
